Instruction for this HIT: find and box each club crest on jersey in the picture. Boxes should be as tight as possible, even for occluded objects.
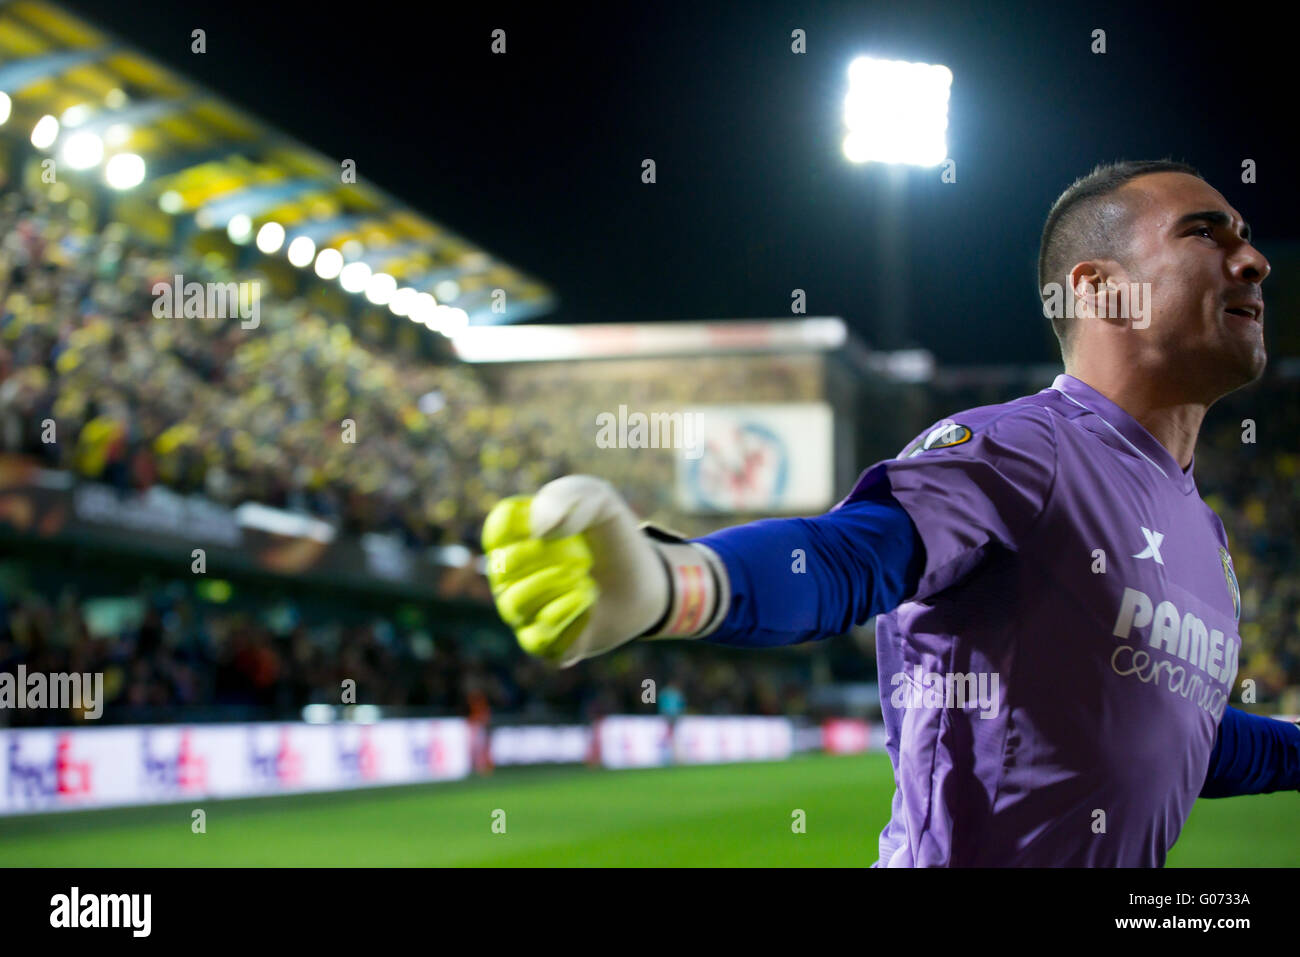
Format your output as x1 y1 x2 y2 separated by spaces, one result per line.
1219 547 1241 623
904 421 972 457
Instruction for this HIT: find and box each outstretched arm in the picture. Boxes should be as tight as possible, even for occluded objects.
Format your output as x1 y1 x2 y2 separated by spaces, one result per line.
481 475 925 665
1200 706 1300 797
483 409 1054 665
692 494 924 647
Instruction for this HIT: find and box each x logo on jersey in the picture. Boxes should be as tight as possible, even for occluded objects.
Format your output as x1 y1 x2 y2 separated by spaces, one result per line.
1132 527 1165 565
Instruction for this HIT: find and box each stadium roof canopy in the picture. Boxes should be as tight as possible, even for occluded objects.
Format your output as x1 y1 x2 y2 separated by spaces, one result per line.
0 0 555 328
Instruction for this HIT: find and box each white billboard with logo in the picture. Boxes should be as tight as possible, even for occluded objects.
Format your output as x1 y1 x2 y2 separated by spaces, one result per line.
0 719 471 815
675 403 833 513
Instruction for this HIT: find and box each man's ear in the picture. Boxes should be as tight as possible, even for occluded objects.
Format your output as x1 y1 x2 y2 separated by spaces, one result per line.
1070 261 1124 323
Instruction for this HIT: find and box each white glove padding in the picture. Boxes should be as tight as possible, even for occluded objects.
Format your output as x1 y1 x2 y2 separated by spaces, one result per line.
530 475 728 667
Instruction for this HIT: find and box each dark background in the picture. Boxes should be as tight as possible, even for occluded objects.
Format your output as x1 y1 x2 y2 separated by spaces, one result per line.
60 0 1300 365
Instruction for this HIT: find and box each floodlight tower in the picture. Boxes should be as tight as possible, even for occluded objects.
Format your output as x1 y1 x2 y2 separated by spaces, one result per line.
842 56 952 351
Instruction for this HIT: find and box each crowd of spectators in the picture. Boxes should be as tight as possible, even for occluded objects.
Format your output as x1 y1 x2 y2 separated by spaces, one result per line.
0 182 838 543
1196 378 1300 699
0 570 817 726
0 187 574 550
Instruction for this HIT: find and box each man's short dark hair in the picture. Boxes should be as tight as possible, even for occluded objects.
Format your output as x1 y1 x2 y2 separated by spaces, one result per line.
1037 159 1203 358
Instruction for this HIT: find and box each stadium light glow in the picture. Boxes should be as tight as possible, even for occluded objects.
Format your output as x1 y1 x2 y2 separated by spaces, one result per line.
434 279 460 302
104 123 132 147
104 153 146 189
339 261 372 293
314 247 343 279
433 304 470 336
411 292 437 328
0 92 11 126
287 235 316 267
341 239 363 261
105 88 128 109
61 131 104 169
389 287 418 317
60 103 91 127
256 221 286 253
31 114 59 149
364 271 397 305
842 56 951 167
226 213 253 244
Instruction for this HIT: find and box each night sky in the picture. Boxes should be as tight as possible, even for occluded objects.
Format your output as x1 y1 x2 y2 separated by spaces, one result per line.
61 0 1300 365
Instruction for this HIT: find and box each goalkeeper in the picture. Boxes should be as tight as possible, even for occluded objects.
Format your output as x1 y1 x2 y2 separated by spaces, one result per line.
483 161 1300 866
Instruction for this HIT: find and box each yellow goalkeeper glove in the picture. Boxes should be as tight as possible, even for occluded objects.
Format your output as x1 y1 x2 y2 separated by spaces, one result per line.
481 475 729 666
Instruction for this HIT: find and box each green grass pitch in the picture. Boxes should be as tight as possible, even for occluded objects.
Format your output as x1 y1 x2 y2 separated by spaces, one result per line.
0 753 1294 866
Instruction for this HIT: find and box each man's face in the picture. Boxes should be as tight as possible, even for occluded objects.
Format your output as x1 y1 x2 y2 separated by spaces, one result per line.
1112 172 1270 395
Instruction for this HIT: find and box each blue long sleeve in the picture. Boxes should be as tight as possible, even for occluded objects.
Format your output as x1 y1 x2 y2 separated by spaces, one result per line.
692 493 924 647
1200 706 1300 797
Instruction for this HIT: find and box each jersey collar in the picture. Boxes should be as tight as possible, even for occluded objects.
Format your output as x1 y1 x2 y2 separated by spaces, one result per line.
1050 373 1198 495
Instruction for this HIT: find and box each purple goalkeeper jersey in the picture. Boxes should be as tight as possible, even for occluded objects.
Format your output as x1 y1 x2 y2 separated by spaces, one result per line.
839 373 1243 867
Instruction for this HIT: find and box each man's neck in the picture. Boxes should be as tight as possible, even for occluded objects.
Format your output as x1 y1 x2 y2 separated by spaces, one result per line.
1064 364 1206 471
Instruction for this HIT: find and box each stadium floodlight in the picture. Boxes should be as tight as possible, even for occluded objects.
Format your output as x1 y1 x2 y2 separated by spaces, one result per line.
314 247 343 279
105 88 127 109
339 260 372 293
104 123 131 147
842 56 952 166
286 235 316 267
364 271 397 305
434 304 470 336
60 103 91 127
340 238 363 261
411 292 437 328
61 131 104 169
434 279 460 302
0 92 11 126
158 190 184 214
256 221 285 254
104 152 146 189
226 213 253 244
30 114 59 149
389 286 417 317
